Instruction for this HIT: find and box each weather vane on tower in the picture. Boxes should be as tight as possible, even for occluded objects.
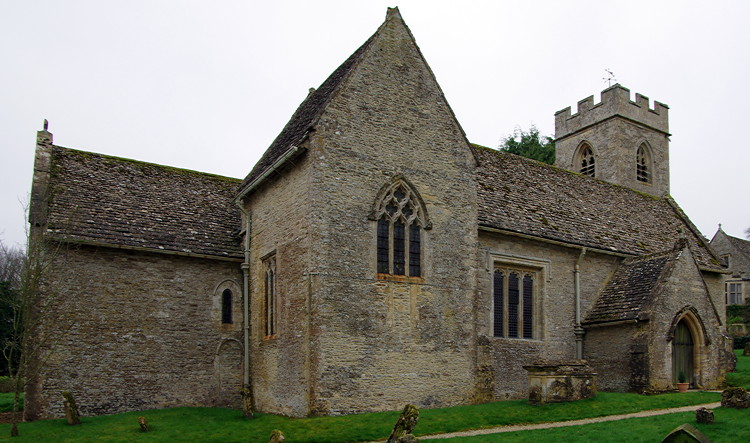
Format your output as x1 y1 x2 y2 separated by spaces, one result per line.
603 69 617 87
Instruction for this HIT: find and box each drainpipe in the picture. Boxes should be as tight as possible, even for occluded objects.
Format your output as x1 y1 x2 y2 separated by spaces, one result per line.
236 202 251 390
574 248 587 359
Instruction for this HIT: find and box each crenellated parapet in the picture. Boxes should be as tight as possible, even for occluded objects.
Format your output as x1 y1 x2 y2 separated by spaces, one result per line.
555 84 669 140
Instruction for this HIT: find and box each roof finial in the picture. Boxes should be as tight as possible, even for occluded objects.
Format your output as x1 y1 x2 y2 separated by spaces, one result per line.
43 119 48 131
718 223 723 231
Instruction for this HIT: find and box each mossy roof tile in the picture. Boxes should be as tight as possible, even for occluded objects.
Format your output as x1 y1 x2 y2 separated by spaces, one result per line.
45 146 242 259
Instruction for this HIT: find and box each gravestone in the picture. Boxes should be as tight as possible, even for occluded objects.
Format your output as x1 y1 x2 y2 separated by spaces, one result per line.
387 404 420 443
721 387 750 409
695 407 714 424
661 423 712 443
61 391 81 425
269 429 285 443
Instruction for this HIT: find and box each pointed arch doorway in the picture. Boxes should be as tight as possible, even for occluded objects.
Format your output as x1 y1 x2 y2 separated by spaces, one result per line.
672 320 694 385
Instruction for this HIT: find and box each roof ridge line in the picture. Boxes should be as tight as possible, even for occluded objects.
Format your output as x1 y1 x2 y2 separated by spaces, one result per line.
50 144 241 182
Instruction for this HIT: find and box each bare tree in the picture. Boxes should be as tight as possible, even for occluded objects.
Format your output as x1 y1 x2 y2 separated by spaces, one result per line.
0 231 76 436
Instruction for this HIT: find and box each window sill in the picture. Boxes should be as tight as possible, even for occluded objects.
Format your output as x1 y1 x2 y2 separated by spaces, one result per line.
376 273 424 284
490 336 543 343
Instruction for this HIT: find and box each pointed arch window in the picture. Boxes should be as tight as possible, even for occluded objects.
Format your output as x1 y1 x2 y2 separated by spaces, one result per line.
577 144 595 177
636 143 651 183
371 178 430 278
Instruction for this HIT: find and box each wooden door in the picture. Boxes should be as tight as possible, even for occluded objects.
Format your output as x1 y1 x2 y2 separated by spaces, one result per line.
672 320 694 385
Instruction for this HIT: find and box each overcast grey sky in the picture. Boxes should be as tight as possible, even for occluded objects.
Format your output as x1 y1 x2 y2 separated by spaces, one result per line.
2 0 749 249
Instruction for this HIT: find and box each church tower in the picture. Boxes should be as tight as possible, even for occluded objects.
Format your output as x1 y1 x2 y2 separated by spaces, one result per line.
554 84 670 196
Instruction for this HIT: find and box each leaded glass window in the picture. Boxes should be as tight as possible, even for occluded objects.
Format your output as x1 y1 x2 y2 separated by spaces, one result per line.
372 179 429 277
493 268 536 339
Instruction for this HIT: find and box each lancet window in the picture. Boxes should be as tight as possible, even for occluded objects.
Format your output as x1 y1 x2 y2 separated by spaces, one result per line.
263 255 277 337
493 268 535 339
221 289 233 324
636 144 651 183
372 179 429 277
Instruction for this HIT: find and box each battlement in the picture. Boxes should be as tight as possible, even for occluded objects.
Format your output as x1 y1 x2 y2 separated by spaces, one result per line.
555 84 669 139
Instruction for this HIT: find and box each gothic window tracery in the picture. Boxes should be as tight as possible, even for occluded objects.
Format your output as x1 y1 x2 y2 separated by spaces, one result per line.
372 179 429 277
577 144 595 177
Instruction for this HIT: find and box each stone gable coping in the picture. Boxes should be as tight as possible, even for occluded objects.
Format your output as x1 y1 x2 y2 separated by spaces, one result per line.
237 28 378 196
44 145 243 259
238 6 476 197
474 146 723 272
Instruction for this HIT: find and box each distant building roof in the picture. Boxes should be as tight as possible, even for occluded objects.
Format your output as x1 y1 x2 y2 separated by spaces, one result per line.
474 146 723 271
45 145 242 259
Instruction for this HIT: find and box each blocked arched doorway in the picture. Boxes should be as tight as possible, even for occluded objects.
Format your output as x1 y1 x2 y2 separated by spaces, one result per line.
672 320 694 385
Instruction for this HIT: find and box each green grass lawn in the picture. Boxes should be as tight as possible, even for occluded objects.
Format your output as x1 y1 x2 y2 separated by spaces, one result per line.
0 392 22 413
726 349 750 389
442 407 750 442
0 352 746 442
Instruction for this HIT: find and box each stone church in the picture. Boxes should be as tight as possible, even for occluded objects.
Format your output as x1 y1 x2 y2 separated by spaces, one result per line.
26 8 734 419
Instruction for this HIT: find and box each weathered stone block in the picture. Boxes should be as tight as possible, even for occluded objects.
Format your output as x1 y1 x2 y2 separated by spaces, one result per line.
524 360 596 404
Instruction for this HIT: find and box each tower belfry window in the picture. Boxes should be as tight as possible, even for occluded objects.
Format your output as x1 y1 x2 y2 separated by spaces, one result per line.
578 145 595 177
371 178 430 278
636 144 651 183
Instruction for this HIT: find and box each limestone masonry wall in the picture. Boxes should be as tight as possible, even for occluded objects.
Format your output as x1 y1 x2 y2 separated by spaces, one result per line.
26 245 243 419
301 13 479 414
244 154 313 417
477 233 622 398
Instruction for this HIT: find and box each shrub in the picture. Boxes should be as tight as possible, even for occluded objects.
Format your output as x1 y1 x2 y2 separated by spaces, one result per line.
734 336 750 350
0 377 14 393
728 304 750 324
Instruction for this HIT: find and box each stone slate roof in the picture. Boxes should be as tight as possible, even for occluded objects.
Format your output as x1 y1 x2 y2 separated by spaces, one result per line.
475 146 723 271
238 33 377 193
582 248 678 325
45 145 243 259
726 233 750 263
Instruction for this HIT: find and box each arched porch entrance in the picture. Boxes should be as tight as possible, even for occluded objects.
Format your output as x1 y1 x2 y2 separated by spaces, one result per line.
672 320 694 385
669 307 708 388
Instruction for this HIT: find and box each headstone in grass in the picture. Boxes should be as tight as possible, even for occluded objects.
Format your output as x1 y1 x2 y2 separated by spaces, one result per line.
268 429 284 442
241 386 253 418
386 404 420 443
720 387 750 409
744 342 750 356
138 416 149 432
695 407 714 424
61 391 81 425
661 423 712 443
